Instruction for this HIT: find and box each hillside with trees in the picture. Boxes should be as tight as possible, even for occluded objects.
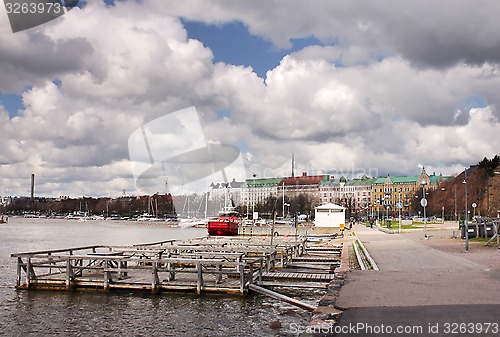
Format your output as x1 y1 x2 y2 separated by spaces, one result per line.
425 155 500 219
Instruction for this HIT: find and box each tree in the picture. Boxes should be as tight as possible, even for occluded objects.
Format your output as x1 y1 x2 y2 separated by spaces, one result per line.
478 155 500 177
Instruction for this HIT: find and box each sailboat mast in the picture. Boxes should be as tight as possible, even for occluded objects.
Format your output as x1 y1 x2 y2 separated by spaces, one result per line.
204 191 208 219
282 184 285 217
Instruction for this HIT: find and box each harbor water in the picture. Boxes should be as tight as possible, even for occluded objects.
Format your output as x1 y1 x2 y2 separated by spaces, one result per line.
0 217 318 336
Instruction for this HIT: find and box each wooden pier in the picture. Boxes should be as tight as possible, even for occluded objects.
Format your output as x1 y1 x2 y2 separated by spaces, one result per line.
12 236 343 309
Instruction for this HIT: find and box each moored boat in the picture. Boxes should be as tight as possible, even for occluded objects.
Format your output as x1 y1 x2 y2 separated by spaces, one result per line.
207 208 240 236
178 217 206 228
0 214 8 223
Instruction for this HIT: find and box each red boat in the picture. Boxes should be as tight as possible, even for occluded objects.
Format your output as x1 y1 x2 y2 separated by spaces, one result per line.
207 208 240 236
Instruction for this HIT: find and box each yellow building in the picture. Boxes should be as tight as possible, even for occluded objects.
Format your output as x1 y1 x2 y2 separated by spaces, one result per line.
371 168 445 218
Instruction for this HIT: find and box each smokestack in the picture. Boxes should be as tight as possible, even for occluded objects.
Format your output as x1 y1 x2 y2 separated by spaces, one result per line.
31 173 35 201
291 153 295 177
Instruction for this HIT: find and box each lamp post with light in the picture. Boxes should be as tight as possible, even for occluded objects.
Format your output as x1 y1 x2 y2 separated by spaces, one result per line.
252 173 257 223
454 183 457 221
420 180 428 239
463 168 469 251
441 187 445 223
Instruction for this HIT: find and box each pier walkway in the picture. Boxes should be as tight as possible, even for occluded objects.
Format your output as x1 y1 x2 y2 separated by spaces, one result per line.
12 236 342 304
331 224 500 336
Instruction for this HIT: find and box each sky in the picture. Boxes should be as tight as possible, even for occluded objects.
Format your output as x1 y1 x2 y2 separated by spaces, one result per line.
1 0 500 198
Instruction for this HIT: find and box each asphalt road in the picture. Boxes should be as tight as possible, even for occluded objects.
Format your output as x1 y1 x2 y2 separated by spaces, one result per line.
331 224 500 337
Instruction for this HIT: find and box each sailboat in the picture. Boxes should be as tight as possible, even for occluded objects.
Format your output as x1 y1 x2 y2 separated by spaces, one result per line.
137 197 163 222
178 193 209 228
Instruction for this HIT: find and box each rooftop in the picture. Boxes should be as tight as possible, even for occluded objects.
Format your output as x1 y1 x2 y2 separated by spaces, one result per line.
279 172 325 187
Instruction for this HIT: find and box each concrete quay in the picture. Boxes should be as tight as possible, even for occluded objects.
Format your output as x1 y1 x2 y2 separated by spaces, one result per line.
305 224 500 337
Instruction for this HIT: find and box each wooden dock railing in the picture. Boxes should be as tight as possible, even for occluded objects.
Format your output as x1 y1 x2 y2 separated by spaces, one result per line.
11 237 340 300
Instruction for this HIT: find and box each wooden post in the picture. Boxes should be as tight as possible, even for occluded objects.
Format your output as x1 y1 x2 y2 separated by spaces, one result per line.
16 257 22 287
167 262 175 281
65 259 72 289
25 258 33 287
152 262 159 294
48 252 52 274
120 261 128 278
104 270 110 290
196 262 203 295
216 262 222 284
239 263 245 295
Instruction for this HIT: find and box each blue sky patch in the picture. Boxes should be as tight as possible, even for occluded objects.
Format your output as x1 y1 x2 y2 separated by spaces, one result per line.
183 20 324 79
216 109 232 120
462 96 487 110
0 93 24 118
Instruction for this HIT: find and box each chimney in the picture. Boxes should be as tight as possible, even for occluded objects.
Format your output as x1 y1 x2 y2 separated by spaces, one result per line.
30 173 35 201
302 171 307 177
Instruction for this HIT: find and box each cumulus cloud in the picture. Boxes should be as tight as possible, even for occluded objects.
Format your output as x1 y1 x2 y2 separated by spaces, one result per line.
1 0 500 197
162 0 500 68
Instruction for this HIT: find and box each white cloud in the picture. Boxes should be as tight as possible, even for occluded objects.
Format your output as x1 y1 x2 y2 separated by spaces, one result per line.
162 0 500 67
1 1 500 197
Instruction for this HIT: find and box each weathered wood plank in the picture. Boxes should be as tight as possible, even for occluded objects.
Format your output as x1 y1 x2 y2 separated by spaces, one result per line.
248 284 316 311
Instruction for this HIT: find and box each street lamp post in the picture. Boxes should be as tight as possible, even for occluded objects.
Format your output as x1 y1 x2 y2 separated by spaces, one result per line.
420 180 428 239
252 173 257 223
454 183 457 221
441 187 445 223
463 168 469 251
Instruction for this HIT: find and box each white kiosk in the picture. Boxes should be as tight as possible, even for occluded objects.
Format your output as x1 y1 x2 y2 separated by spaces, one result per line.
314 203 345 233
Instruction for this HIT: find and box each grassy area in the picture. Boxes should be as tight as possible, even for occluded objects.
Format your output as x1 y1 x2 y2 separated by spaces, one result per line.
468 237 494 242
388 224 417 230
364 222 418 230
412 221 444 225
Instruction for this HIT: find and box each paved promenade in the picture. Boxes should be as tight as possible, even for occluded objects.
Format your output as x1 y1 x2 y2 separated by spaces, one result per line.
332 224 500 337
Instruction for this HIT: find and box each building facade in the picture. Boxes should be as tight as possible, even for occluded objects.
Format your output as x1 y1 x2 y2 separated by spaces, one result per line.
371 167 445 218
319 176 374 218
209 178 244 206
278 172 326 207
241 177 282 208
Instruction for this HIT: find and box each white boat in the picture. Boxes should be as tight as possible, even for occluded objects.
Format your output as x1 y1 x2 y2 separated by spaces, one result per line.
178 217 206 228
136 213 163 222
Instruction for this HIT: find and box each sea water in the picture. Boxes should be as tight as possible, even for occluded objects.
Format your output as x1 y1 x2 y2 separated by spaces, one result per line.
0 217 317 337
